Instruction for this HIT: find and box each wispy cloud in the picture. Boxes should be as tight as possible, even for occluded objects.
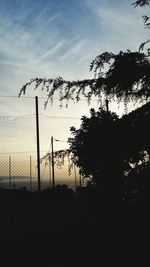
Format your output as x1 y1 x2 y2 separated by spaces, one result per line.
0 0 149 117
84 0 149 51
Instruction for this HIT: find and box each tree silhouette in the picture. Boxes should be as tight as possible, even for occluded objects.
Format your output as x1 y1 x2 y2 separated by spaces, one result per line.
68 108 127 199
18 51 150 108
67 100 150 202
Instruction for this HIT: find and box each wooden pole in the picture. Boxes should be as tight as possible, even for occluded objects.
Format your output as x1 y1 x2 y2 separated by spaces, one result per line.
35 96 41 192
48 154 52 189
9 156 11 190
30 155 32 192
51 136 55 188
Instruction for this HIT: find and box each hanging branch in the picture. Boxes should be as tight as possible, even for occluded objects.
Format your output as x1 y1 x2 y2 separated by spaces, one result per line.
40 149 78 175
19 50 150 107
132 0 150 7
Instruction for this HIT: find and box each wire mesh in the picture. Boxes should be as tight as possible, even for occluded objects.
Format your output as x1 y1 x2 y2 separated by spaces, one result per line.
0 97 85 192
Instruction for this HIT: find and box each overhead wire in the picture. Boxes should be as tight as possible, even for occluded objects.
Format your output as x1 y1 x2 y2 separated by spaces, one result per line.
0 113 81 119
0 95 99 101
0 150 47 154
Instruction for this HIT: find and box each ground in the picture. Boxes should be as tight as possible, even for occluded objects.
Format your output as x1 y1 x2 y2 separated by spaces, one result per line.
0 189 96 241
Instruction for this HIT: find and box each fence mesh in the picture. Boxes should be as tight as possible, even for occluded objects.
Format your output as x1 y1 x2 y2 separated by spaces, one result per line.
0 97 86 192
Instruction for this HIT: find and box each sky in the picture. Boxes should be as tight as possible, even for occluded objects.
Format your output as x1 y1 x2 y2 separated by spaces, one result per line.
0 0 149 110
0 0 150 160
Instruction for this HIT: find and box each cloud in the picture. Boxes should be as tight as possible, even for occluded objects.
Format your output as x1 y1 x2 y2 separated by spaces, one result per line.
84 0 149 51
0 0 149 118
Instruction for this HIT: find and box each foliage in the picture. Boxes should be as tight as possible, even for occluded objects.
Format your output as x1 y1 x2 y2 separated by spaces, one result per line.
40 148 74 175
132 0 150 7
68 102 150 188
133 0 150 53
68 108 119 187
19 51 150 107
40 101 150 191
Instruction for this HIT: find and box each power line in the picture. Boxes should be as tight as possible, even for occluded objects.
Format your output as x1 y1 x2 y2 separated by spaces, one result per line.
0 95 100 102
0 95 37 99
39 114 80 119
0 114 80 119
0 114 35 118
0 150 47 155
0 95 47 100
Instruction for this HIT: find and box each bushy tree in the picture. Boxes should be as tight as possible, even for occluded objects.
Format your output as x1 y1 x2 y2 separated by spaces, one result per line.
68 108 122 190
68 102 150 198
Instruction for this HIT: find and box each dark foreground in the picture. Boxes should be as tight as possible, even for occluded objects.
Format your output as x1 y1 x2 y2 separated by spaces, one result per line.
0 188 149 265
0 188 149 240
0 188 96 241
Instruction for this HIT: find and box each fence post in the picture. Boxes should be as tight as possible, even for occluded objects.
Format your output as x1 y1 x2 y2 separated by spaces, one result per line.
35 96 41 192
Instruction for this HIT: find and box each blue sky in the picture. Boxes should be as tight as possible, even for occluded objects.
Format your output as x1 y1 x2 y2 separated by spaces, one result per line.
0 0 149 118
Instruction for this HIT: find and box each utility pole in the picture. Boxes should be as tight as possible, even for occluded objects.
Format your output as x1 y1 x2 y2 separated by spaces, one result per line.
9 156 11 190
30 155 32 192
51 136 55 188
48 154 52 188
35 96 41 192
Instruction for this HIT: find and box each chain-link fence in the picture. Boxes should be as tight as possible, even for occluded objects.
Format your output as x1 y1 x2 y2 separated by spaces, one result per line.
0 96 87 192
